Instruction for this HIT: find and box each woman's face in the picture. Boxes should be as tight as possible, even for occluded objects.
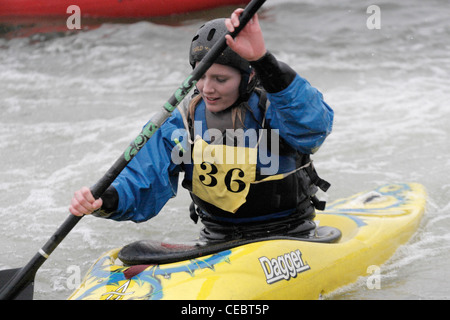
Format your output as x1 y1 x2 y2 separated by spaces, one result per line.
196 63 241 113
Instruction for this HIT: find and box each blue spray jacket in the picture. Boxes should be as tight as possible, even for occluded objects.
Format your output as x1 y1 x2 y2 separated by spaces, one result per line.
105 73 333 222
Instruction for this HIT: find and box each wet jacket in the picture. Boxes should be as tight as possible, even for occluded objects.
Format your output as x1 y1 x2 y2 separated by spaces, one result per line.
95 52 334 224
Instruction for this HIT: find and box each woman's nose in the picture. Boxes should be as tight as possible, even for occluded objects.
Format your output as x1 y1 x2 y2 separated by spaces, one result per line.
202 78 215 94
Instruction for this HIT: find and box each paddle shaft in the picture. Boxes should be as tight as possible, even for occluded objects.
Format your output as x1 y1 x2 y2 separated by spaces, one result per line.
0 0 266 300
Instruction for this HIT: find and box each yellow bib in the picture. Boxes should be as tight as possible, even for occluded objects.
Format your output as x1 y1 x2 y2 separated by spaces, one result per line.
192 137 257 213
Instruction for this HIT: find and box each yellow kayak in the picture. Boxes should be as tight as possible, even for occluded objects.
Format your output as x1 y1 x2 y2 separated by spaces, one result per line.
68 183 426 300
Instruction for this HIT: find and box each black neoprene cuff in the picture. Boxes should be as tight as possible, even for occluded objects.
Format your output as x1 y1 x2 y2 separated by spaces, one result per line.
92 185 119 218
250 51 297 93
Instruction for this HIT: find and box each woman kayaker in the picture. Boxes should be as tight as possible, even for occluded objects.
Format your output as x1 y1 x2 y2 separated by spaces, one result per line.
69 8 334 242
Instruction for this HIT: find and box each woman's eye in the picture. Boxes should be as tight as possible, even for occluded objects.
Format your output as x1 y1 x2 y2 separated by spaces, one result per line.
216 77 227 83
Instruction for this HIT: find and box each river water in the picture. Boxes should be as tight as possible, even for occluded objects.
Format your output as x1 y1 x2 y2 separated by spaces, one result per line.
0 0 449 300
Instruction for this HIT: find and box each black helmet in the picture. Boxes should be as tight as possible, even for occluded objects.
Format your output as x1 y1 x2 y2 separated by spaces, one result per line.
189 18 252 75
189 18 255 100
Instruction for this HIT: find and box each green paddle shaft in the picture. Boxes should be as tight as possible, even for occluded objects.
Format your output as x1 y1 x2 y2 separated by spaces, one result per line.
0 0 267 300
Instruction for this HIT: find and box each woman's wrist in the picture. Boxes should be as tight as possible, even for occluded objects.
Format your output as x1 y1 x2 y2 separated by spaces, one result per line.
248 49 268 62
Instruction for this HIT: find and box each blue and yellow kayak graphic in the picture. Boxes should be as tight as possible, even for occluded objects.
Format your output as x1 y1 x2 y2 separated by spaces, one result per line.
68 183 426 300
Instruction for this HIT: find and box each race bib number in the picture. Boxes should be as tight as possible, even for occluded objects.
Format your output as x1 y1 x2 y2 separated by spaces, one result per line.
192 138 257 213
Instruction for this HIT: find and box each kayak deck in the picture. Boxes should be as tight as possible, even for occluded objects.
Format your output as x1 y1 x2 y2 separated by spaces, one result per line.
118 225 341 266
68 183 426 300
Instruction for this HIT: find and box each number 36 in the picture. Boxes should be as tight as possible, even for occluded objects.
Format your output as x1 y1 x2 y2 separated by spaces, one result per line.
199 162 246 193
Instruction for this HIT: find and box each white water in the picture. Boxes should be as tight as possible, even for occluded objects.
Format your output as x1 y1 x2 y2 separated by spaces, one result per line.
0 0 449 300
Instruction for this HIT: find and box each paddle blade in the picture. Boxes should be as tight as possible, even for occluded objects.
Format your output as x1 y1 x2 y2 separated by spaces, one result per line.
0 268 34 300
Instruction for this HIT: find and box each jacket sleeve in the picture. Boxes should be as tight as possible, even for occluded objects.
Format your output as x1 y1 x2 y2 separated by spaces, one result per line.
97 111 185 222
252 52 334 155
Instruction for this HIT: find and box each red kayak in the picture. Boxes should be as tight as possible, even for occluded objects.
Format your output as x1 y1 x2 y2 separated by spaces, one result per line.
0 0 250 18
